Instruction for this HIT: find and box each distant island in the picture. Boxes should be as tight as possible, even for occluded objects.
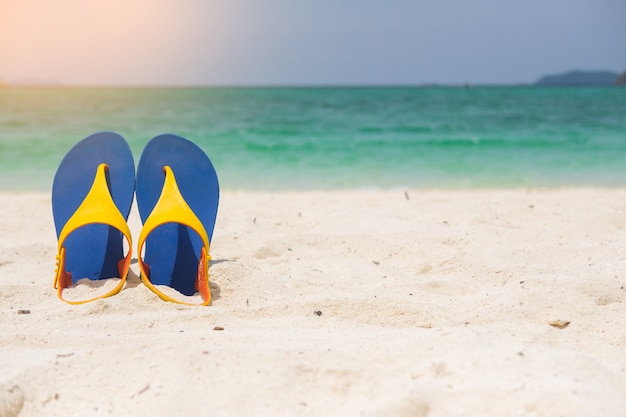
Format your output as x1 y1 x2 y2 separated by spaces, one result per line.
534 70 625 86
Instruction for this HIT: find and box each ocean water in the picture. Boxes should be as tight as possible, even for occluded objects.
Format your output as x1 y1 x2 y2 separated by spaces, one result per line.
1 86 625 191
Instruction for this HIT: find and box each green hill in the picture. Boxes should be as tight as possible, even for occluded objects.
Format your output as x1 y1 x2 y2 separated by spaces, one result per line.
534 70 620 86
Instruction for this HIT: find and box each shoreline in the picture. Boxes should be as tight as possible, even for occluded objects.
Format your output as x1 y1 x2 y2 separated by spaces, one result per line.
1 188 626 416
5 183 626 194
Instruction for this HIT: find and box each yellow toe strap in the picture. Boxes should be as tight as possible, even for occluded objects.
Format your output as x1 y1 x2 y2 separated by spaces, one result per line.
138 166 211 306
54 163 132 305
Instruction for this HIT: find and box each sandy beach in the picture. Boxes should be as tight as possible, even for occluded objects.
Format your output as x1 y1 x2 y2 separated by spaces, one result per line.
1 188 626 417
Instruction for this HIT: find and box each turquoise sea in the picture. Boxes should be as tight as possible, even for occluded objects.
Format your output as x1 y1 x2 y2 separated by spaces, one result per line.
1 86 625 191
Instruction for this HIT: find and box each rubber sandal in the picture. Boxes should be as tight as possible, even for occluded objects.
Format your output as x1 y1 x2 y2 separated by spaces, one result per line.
136 134 219 306
52 132 135 304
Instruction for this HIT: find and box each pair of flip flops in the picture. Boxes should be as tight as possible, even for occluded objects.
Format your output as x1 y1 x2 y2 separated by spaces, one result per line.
52 132 219 306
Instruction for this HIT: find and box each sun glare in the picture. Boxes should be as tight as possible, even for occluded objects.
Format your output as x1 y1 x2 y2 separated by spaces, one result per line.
1 0 228 85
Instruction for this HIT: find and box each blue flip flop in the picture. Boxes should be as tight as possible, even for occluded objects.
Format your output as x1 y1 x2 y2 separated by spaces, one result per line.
136 134 219 305
52 132 135 304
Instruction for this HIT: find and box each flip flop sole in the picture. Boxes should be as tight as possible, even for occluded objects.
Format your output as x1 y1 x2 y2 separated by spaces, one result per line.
136 134 219 296
52 132 135 283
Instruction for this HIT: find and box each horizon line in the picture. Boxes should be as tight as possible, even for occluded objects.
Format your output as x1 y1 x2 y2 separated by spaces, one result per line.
0 82 573 89
3 83 625 89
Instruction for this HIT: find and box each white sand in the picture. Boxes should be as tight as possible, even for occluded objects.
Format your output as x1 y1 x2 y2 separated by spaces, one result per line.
1 189 626 416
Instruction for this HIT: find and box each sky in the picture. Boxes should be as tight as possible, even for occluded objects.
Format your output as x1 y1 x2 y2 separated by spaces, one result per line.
1 0 625 86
